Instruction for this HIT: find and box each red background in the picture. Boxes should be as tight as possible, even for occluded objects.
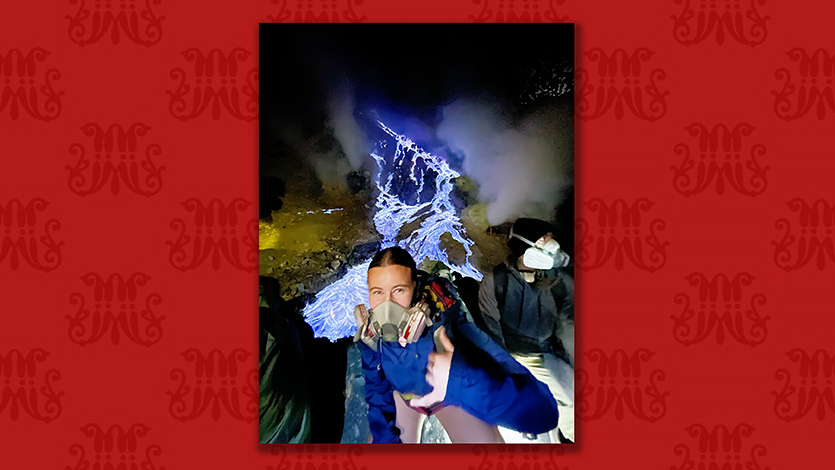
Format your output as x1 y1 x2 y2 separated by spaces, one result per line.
2 0 833 468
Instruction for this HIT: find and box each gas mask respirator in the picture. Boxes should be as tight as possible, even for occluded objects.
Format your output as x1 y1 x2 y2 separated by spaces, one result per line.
509 228 570 270
353 300 431 349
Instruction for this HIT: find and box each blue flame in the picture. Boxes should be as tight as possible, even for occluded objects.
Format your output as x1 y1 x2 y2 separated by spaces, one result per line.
372 121 482 280
302 120 482 341
300 261 371 340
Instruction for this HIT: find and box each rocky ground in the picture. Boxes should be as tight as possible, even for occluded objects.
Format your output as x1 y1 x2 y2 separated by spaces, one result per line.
259 181 379 301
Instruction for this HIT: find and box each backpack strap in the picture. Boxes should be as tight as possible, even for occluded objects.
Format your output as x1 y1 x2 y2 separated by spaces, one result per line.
493 263 509 315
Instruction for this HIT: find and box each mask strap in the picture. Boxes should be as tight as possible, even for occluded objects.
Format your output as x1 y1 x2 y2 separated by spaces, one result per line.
510 231 538 248
410 271 424 306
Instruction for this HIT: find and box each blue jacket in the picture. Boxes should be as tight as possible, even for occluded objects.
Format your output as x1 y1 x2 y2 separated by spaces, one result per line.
359 274 559 443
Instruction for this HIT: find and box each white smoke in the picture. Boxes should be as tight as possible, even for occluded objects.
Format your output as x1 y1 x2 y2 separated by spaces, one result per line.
288 80 372 191
325 81 368 172
306 149 354 191
436 100 572 226
302 85 572 223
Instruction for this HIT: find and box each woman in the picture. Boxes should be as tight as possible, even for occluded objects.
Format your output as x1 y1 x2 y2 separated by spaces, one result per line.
356 246 559 443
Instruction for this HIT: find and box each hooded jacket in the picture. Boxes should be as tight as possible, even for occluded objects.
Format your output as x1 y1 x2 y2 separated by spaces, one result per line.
358 271 559 443
478 259 574 364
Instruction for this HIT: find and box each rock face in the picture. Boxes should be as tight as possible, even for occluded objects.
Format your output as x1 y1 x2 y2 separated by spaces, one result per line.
346 170 371 194
347 241 381 266
258 179 380 303
340 343 371 443
420 415 451 443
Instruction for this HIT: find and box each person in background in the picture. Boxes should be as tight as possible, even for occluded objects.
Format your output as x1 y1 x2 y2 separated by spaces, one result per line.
356 247 560 443
477 218 575 443
258 276 312 443
259 274 351 443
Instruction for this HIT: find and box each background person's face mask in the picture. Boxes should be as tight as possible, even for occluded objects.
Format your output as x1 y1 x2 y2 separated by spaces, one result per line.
510 232 568 270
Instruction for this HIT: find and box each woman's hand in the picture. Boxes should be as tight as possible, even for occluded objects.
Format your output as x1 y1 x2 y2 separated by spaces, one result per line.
409 326 455 408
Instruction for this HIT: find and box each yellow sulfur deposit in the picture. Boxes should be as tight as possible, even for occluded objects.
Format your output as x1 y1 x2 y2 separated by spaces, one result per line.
259 219 281 251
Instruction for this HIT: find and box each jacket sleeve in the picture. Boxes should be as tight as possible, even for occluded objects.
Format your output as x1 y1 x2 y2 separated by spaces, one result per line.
476 272 507 349
358 342 402 443
443 319 560 435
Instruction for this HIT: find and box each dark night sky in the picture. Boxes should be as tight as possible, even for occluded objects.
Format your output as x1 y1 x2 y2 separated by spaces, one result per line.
260 24 574 139
259 24 575 255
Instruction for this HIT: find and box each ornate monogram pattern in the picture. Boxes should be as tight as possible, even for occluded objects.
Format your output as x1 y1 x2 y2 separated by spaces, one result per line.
577 349 669 422
468 0 568 23
0 48 63 121
469 445 567 470
0 349 63 422
672 273 768 346
773 349 835 421
576 48 669 121
773 49 835 121
167 198 257 272
671 0 769 47
267 445 366 470
66 0 165 47
167 349 257 422
672 424 768 470
267 0 367 22
0 2 828 467
167 48 258 121
67 273 164 347
772 199 835 271
67 424 163 470
671 123 769 197
575 198 669 272
0 198 63 272
66 123 164 197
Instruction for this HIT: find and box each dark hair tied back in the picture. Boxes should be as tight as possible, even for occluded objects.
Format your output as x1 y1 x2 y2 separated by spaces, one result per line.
368 246 418 281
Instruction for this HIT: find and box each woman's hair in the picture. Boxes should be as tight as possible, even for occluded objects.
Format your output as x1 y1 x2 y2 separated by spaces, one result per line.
368 246 418 281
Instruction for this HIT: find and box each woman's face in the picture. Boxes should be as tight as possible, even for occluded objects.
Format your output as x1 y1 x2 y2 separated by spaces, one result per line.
367 264 415 310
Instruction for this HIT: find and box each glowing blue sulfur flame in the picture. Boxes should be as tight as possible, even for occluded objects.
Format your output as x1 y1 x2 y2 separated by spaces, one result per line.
303 120 482 341
372 121 482 280
301 261 371 340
